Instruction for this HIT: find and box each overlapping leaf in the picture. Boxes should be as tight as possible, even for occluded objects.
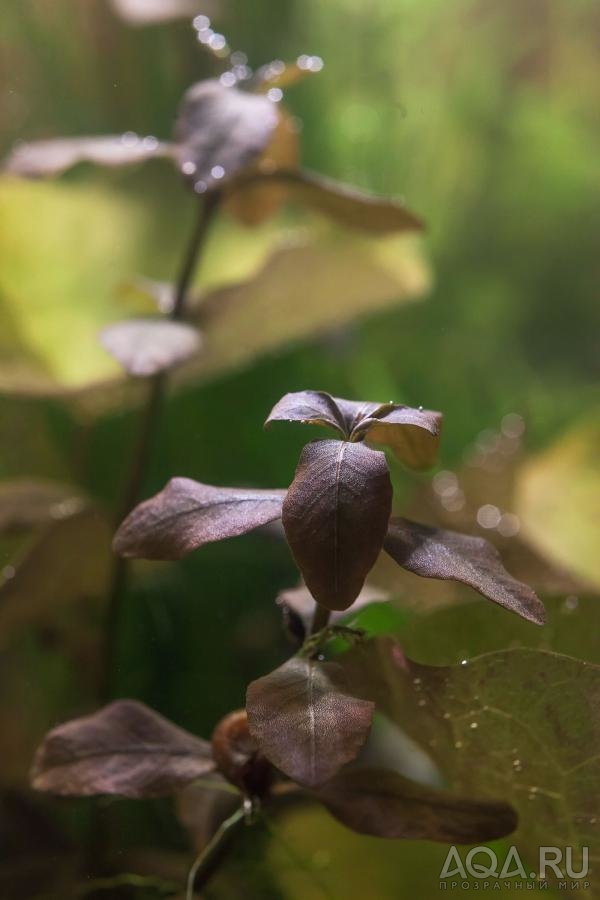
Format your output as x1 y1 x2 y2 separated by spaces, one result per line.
339 637 600 883
234 168 424 234
282 440 392 610
113 477 286 560
384 517 545 624
316 768 517 843
3 136 172 178
99 318 201 376
246 657 374 787
265 390 441 469
31 700 215 797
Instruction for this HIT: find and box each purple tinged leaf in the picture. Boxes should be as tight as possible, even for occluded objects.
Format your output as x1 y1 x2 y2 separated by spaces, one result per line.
315 768 517 843
31 700 215 798
3 136 172 178
282 440 393 611
99 319 201 377
113 477 286 560
384 517 546 624
265 390 347 435
357 406 443 470
246 657 374 787
174 80 279 190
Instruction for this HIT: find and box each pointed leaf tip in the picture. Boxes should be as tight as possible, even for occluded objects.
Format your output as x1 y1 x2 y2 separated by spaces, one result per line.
384 517 546 624
113 478 285 560
31 700 214 798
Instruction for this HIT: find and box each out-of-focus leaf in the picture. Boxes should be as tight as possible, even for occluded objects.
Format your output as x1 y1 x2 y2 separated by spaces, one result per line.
110 0 209 24
113 477 285 560
174 80 279 190
224 110 300 225
282 440 392 611
31 700 215 797
0 506 112 646
315 768 517 843
253 57 324 92
265 390 347 435
3 136 172 178
277 582 389 642
515 417 600 589
186 231 430 381
246 657 374 787
232 169 424 234
341 637 600 880
0 479 83 533
384 517 545 625
99 318 201 377
357 406 442 470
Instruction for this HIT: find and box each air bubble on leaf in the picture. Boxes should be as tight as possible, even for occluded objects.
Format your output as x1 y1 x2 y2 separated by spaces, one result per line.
192 14 210 31
233 64 252 81
209 33 227 52
501 413 525 439
230 51 248 66
477 504 502 529
181 160 197 176
460 659 469 666
121 131 139 147
194 180 207 194
197 27 213 44
267 88 283 103
219 71 237 88
142 135 159 151
497 512 520 537
470 722 478 730
211 165 225 180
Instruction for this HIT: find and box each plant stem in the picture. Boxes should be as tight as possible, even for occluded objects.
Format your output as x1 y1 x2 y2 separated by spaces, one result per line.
310 602 331 635
186 806 246 899
102 191 219 700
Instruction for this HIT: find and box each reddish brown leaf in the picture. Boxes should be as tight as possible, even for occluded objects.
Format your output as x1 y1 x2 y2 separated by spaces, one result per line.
113 478 286 560
246 657 374 787
282 440 392 610
31 700 215 798
316 768 517 843
265 390 347 435
174 80 279 190
384 517 545 624
3 136 172 178
99 319 201 377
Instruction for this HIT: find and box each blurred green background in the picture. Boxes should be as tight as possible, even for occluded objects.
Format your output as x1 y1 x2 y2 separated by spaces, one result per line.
0 0 598 897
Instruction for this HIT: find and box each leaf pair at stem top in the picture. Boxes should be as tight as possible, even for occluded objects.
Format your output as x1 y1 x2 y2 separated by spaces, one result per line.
114 389 545 625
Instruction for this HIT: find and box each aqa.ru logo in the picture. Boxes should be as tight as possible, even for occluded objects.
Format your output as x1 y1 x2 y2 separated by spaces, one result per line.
439 846 590 890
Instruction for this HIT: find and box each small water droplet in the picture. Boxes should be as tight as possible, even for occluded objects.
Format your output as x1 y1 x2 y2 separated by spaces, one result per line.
418 698 427 707
563 595 579 611
413 677 422 685
442 712 451 719
192 14 210 31
211 165 225 180
194 180 207 194
230 50 248 66
182 161 197 176
219 71 237 88
121 130 139 147
470 722 478 729
267 87 283 103
455 740 463 749
477 504 502 529
209 33 227 52
142 135 159 151
1 565 15 580
460 659 469 666
418 405 423 411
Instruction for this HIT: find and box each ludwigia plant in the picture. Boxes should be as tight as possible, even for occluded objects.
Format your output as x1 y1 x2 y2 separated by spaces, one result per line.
31 390 545 895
